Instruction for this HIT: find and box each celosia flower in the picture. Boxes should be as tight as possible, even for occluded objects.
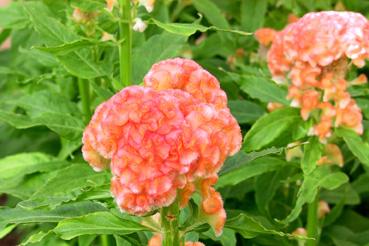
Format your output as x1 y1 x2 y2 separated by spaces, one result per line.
106 0 117 11
82 58 242 235
144 58 228 109
255 28 277 47
318 144 344 167
318 200 330 218
267 11 368 141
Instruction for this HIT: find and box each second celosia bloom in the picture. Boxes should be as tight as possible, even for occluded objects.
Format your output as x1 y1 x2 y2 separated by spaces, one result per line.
267 11 369 141
82 58 242 236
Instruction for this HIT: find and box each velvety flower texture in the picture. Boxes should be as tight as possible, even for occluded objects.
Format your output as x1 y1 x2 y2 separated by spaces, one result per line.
267 11 368 140
82 58 241 234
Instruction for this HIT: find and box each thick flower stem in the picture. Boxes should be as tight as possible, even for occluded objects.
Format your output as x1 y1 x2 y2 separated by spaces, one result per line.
306 193 319 246
78 78 91 123
119 0 132 87
161 201 181 246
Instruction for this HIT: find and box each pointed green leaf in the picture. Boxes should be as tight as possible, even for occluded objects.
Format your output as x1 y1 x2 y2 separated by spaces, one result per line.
282 167 349 223
19 164 110 209
132 32 186 83
243 108 308 152
336 127 369 167
54 212 149 240
301 137 323 174
240 75 289 105
0 201 107 230
217 157 290 188
228 100 265 124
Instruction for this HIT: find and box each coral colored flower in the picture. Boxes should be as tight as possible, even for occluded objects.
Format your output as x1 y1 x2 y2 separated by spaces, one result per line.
318 144 344 167
318 200 330 218
106 0 117 11
144 58 228 109
267 102 284 112
82 58 241 229
255 28 277 46
198 177 226 236
267 11 367 141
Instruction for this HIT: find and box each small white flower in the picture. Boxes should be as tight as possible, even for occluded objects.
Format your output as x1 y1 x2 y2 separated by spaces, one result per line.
133 18 147 32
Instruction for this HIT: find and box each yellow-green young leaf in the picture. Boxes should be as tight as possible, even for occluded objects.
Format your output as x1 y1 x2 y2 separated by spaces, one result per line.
336 127 369 167
0 225 16 239
54 212 149 240
282 166 349 223
243 108 308 152
301 137 323 174
132 32 187 83
240 75 289 105
228 100 265 124
18 164 110 209
217 157 290 188
0 201 107 230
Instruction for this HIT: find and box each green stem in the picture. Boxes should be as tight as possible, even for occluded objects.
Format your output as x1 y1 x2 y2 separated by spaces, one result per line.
161 201 181 246
78 78 91 123
100 235 109 246
306 193 319 246
119 0 132 87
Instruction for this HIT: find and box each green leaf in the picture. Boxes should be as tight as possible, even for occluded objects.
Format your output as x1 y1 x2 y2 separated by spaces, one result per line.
21 231 50 246
132 32 187 84
0 2 29 29
151 19 209 36
0 153 66 190
193 0 229 29
54 212 149 240
241 0 268 32
0 201 107 230
22 2 109 79
35 39 112 56
243 108 308 152
228 100 265 124
301 137 322 174
1 91 85 139
352 173 369 195
240 75 289 105
0 225 16 239
255 168 290 216
226 212 301 239
336 127 369 167
217 157 290 188
151 19 251 37
0 152 52 180
18 164 110 209
282 167 349 223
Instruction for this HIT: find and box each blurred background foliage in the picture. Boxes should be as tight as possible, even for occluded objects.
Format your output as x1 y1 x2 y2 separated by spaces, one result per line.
0 0 369 245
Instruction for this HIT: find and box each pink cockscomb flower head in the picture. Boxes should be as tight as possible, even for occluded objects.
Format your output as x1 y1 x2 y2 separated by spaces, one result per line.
267 11 367 141
82 59 242 235
144 58 228 109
